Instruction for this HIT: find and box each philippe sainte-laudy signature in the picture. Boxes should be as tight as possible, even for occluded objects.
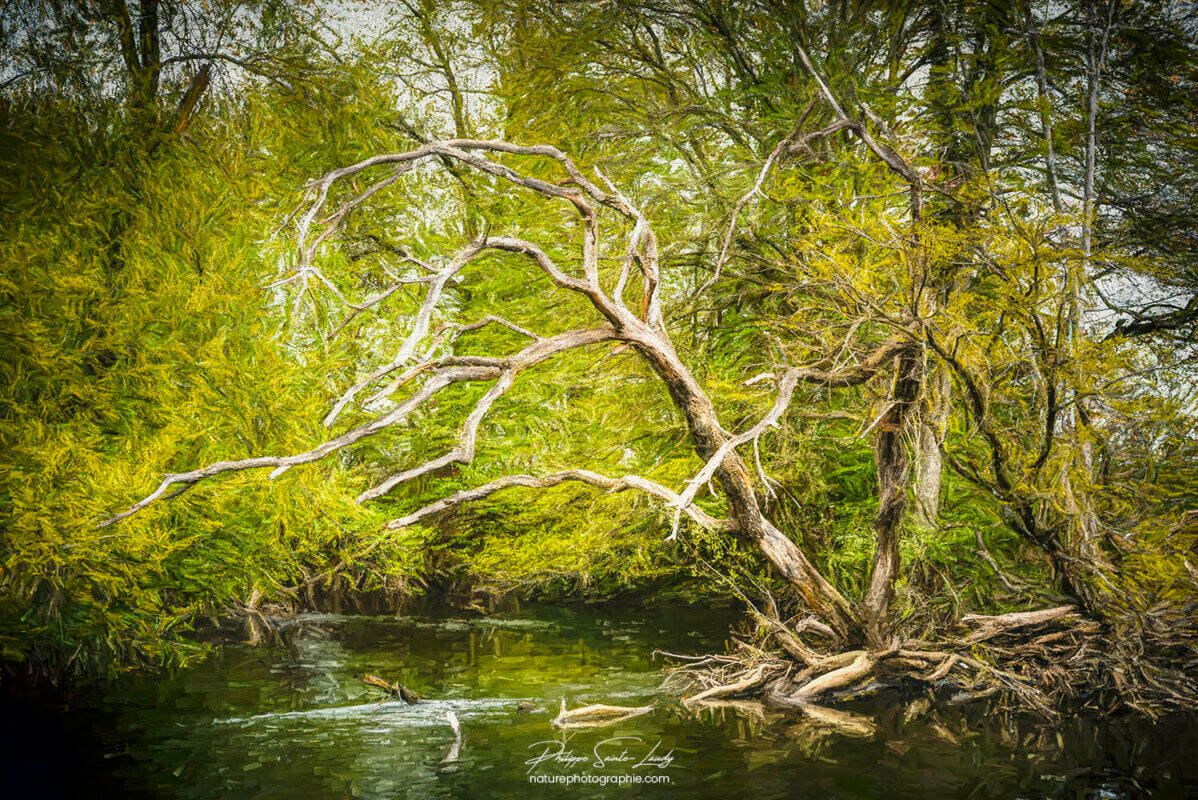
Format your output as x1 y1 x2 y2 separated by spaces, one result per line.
525 737 676 774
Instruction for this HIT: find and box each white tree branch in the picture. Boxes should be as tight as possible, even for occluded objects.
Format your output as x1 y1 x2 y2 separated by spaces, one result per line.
98 365 501 527
384 469 730 531
668 339 910 534
440 314 542 342
357 326 618 503
322 240 487 427
325 234 614 428
697 125 806 300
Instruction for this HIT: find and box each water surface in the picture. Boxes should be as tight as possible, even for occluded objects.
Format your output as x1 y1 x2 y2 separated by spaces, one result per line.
14 604 1197 798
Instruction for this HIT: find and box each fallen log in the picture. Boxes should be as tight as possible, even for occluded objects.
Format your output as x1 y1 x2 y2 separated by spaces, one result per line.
361 674 422 704
552 699 655 729
959 606 1079 644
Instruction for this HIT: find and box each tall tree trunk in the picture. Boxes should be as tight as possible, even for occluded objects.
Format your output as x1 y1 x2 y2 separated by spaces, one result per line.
863 346 922 647
1024 4 1064 213
1071 2 1115 557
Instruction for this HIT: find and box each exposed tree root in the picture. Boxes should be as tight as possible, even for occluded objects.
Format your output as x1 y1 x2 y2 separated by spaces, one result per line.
958 605 1083 643
792 650 881 702
683 664 772 706
663 602 1198 724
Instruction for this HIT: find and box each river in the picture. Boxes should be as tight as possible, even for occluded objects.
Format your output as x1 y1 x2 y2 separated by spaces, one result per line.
6 603 1195 798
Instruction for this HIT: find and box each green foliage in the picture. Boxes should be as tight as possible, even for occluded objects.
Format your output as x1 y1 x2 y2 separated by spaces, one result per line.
0 78 438 675
2 0 1195 678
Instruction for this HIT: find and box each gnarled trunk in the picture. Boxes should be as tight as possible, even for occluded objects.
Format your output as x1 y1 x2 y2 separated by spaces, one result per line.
863 347 922 647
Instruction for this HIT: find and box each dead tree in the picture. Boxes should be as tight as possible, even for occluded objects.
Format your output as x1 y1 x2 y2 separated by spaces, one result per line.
99 138 916 641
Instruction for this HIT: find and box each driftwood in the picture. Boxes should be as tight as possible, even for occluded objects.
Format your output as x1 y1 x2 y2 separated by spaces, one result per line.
443 710 461 763
683 664 770 706
958 605 1080 644
361 674 422 704
552 699 655 729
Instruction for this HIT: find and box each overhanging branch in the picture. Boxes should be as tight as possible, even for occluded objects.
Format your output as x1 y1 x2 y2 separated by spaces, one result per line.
384 469 731 531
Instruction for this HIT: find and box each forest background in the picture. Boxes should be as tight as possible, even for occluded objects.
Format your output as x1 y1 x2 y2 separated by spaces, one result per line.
1 0 1195 688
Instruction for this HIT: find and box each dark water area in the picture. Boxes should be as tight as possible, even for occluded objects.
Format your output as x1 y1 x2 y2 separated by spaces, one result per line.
2 603 1195 799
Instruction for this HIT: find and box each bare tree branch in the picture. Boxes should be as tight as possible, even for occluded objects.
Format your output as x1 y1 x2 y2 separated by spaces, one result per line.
98 365 500 528
357 326 619 503
384 469 731 531
671 339 908 534
321 240 486 426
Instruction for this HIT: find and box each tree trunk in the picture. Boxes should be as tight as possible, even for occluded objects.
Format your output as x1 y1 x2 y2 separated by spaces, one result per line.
863 347 921 647
1003 501 1105 617
624 319 863 640
912 367 949 528
1071 3 1115 559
